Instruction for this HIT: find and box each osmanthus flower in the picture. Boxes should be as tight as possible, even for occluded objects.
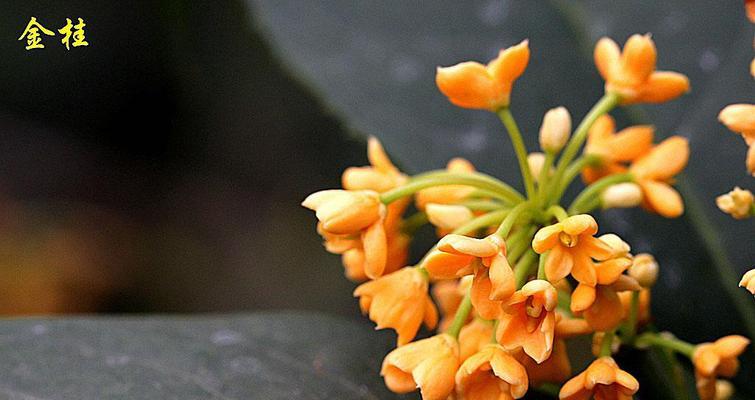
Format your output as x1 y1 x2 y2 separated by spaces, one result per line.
629 135 690 218
571 274 641 332
692 335 750 400
436 40 530 111
458 318 495 362
594 34 689 104
532 214 614 286
582 114 654 184
559 357 639 400
739 269 755 295
455 343 529 399
342 137 407 193
718 104 755 175
555 312 594 338
381 333 459 400
423 234 516 302
425 203 475 236
353 267 438 345
496 280 558 363
415 158 477 211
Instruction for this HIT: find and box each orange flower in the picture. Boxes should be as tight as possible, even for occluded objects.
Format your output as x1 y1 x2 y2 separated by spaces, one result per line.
342 137 407 192
594 34 689 104
532 214 614 286
692 335 750 400
459 318 495 362
582 115 654 183
496 280 558 363
571 275 640 332
719 104 755 175
302 189 384 235
354 267 438 345
520 339 572 387
381 333 459 400
559 357 639 400
341 231 408 281
416 158 476 210
424 234 515 303
436 40 530 111
455 344 529 399
739 269 755 295
629 136 689 218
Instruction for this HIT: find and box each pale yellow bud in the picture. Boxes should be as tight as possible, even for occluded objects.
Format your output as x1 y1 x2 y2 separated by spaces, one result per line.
715 380 734 400
527 152 553 182
601 182 643 209
426 203 474 230
629 253 659 288
539 106 571 153
716 187 754 219
599 233 631 259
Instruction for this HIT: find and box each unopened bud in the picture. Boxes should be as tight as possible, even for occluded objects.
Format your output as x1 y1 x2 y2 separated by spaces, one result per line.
599 233 631 259
527 152 553 182
629 253 659 288
716 187 754 219
601 182 643 209
715 380 734 400
426 203 474 230
539 107 571 153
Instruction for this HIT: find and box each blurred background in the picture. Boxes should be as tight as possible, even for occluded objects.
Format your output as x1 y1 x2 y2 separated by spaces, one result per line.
0 0 753 351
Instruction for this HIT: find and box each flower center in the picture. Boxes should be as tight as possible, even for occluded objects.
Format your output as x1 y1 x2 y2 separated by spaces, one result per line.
559 232 579 247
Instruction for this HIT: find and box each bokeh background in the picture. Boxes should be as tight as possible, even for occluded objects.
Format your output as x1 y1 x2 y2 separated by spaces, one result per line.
1 1 754 395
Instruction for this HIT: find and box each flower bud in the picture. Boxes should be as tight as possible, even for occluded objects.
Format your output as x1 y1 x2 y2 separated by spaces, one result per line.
716 187 754 220
599 233 631 259
425 203 474 230
715 380 734 400
628 253 659 288
539 106 571 153
601 182 643 209
527 152 553 181
302 189 383 234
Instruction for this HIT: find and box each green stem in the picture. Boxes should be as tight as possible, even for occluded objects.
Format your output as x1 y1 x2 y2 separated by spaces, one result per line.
549 93 620 205
446 292 473 339
497 108 536 199
544 205 569 222
635 332 695 358
599 330 615 357
505 225 536 264
568 173 633 214
400 212 428 235
514 250 538 288
381 173 522 204
537 151 556 206
551 154 600 204
495 202 532 238
625 291 640 344
461 200 508 212
537 252 548 280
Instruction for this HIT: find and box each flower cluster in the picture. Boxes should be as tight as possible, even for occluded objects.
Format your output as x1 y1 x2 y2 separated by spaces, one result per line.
303 33 750 399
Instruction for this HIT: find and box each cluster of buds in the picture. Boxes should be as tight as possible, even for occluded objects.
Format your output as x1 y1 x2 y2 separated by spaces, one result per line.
303 32 750 399
715 7 755 298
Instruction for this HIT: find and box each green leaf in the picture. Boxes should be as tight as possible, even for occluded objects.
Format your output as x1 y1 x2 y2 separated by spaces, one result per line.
0 312 415 399
248 0 755 397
